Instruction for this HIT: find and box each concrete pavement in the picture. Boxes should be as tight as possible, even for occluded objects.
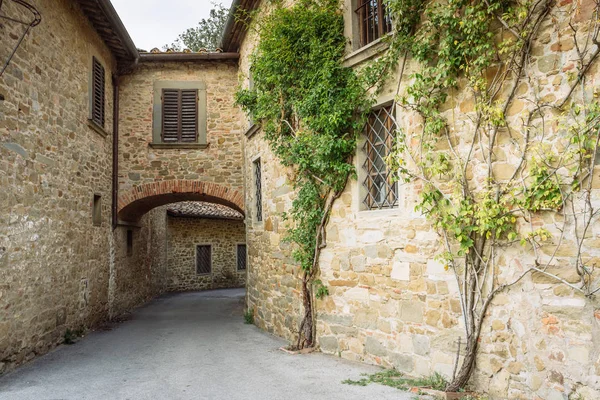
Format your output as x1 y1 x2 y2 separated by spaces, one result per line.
0 289 417 400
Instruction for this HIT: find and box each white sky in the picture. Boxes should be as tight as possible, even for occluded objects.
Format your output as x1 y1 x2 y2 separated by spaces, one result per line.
111 0 232 51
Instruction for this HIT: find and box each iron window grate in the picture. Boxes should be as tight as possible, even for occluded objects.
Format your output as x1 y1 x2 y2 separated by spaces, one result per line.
237 244 247 271
355 0 392 47
254 159 263 222
196 245 211 275
362 105 398 210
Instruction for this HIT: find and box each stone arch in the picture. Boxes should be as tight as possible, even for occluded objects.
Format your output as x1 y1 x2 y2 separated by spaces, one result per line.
117 180 244 222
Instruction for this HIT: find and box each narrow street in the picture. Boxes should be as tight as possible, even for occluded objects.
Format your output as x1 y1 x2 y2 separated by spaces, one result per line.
0 289 415 400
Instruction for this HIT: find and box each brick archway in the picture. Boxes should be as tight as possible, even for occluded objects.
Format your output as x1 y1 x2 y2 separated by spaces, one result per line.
118 180 244 222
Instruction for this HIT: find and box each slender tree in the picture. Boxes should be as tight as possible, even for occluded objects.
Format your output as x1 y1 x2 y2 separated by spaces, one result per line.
164 2 228 51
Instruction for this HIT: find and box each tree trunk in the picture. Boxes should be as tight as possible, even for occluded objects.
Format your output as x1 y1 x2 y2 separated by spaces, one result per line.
446 338 478 392
296 271 313 349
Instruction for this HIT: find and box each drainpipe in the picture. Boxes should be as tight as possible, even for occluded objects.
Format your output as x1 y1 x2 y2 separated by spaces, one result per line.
111 73 119 230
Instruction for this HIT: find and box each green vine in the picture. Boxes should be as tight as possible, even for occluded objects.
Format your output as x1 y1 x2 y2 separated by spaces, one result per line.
376 0 600 392
236 0 372 349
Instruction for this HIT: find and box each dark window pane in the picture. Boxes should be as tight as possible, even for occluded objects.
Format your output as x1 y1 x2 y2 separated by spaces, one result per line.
237 244 247 271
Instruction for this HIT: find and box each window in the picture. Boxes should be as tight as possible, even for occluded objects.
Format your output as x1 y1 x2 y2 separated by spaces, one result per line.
162 89 198 143
355 0 392 48
90 57 105 127
152 81 207 146
254 159 263 222
126 229 133 256
92 194 102 226
237 244 247 271
196 245 212 274
362 105 398 209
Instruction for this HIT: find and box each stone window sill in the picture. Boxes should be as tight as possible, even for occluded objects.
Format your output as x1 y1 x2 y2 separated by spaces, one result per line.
245 123 260 139
149 143 209 150
88 119 108 138
343 36 390 68
357 206 403 219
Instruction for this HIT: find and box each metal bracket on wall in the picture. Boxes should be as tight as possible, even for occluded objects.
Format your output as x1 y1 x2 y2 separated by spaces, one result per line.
0 0 41 77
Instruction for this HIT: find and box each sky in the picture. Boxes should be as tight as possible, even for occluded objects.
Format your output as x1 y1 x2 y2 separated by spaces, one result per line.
111 0 232 51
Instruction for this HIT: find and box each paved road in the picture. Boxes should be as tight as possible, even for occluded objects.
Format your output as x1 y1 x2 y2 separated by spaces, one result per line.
0 289 416 400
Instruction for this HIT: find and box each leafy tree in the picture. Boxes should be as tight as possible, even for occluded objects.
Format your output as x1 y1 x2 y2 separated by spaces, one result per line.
165 2 228 51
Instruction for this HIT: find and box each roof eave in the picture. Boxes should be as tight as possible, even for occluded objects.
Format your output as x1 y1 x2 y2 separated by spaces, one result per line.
138 52 240 62
219 0 261 53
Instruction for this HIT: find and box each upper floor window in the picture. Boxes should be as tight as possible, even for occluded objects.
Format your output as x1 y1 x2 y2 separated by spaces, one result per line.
355 0 392 48
362 105 398 210
152 81 207 147
90 57 105 128
162 89 198 143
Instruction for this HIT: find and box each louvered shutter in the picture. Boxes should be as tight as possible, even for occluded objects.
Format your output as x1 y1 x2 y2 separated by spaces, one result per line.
91 57 105 127
162 89 180 142
161 89 198 143
180 90 198 142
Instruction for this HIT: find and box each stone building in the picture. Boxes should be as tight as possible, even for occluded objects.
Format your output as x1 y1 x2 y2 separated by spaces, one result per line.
2 0 600 398
228 0 600 399
1 0 245 374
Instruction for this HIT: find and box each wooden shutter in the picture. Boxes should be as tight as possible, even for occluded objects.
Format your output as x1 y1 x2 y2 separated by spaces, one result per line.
162 89 180 142
91 57 105 127
180 90 198 142
161 89 198 143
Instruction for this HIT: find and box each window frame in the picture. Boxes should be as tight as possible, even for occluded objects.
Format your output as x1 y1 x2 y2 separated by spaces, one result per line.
236 243 247 272
152 81 207 148
360 103 399 211
195 244 212 275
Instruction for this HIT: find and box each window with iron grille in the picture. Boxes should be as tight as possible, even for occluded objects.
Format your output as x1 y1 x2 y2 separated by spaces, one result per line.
355 0 392 48
362 105 398 210
196 245 211 275
91 57 105 127
254 159 263 222
237 244 247 271
162 89 198 143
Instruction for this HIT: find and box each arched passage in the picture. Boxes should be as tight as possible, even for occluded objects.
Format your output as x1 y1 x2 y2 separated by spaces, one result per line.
117 179 245 222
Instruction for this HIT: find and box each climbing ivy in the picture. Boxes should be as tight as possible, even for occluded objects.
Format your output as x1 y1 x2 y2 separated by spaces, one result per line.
236 0 372 349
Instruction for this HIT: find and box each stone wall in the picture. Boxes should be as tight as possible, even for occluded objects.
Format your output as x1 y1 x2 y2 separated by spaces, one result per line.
238 0 600 398
166 216 246 292
110 207 168 317
118 60 244 196
238 18 305 340
0 0 116 373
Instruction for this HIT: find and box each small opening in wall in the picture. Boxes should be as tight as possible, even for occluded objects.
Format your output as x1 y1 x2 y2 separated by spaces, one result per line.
237 244 247 271
126 229 133 256
92 194 101 226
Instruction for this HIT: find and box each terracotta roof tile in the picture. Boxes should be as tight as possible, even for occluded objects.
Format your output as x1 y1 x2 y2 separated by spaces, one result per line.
167 201 244 220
